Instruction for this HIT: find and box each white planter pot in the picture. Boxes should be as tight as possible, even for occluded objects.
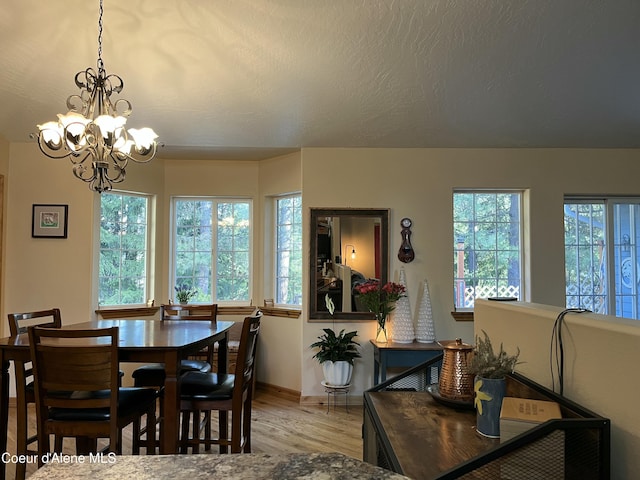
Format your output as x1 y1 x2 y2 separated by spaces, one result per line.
322 360 353 386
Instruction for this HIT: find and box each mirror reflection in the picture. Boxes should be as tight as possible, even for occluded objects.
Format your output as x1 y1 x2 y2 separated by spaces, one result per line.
309 208 389 321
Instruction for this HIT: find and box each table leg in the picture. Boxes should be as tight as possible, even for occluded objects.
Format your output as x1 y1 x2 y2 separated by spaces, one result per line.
0 358 9 480
218 332 228 375
160 354 180 454
217 332 229 454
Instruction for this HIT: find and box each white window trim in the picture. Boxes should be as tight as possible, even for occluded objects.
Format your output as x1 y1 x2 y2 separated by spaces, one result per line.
95 190 154 309
453 189 527 311
272 193 302 308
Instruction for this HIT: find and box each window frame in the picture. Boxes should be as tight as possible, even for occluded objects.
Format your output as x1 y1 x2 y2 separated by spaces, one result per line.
453 189 525 311
273 193 302 307
97 190 153 308
564 196 640 319
170 196 253 306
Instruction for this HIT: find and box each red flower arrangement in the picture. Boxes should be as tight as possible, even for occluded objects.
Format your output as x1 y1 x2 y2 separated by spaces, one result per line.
354 280 406 339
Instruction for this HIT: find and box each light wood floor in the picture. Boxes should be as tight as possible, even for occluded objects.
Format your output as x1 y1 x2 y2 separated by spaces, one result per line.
5 388 364 479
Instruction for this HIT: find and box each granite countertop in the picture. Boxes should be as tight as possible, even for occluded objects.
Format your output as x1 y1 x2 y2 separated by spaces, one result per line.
26 452 409 480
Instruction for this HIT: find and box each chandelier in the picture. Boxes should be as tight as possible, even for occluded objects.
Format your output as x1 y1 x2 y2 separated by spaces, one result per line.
34 0 158 193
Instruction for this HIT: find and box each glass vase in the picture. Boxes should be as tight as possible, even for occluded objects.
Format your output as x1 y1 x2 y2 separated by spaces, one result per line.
376 322 388 343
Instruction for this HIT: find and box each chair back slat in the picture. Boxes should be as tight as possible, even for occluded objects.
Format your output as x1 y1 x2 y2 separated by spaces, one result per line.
161 304 218 322
29 327 120 415
161 304 218 364
234 312 262 390
8 309 64 404
8 308 62 336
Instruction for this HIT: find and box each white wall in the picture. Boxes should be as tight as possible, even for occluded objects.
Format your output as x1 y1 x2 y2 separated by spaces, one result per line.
2 143 166 334
257 154 303 392
475 299 637 480
300 148 640 400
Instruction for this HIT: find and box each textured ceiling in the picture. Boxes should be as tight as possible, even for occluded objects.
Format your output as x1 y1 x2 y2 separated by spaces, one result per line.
1 0 640 160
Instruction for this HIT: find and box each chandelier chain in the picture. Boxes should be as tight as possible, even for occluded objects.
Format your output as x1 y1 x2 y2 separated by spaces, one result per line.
97 0 104 72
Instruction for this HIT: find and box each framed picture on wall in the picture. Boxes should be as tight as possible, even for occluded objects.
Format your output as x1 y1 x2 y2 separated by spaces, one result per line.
32 204 68 238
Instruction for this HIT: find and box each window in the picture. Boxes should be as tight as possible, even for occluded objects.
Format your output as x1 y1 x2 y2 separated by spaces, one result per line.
453 191 523 309
99 192 150 306
173 198 252 304
564 198 640 319
275 195 302 306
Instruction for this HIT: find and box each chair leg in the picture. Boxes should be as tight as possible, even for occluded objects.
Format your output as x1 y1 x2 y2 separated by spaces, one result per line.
37 432 51 468
180 411 191 454
146 403 157 455
192 410 201 454
204 410 211 451
231 407 243 453
15 400 28 480
75 436 97 455
243 394 253 453
117 429 123 454
219 410 229 454
132 418 141 455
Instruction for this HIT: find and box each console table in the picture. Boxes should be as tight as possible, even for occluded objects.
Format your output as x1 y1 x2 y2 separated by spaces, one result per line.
370 340 442 385
363 359 610 479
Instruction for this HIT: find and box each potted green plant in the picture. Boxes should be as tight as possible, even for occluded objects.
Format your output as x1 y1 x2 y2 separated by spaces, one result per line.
174 285 197 304
469 330 521 438
310 295 361 386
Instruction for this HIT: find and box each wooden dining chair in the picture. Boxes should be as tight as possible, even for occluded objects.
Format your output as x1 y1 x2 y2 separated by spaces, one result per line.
131 304 218 387
179 311 261 454
28 326 158 465
7 308 62 480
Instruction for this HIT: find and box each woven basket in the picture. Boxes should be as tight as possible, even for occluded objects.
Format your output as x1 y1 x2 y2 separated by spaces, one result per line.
438 338 474 402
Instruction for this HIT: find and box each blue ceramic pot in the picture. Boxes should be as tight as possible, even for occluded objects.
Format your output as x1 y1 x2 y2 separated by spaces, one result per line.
474 376 506 438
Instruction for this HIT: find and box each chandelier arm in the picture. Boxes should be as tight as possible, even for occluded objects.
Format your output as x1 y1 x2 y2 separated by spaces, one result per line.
119 143 158 164
104 74 124 96
68 149 96 166
112 98 132 118
34 133 72 160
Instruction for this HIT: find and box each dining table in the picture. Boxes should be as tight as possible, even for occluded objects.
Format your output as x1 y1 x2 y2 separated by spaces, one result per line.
0 318 234 480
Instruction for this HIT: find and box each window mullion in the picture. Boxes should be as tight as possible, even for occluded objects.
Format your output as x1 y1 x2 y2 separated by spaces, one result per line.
605 201 616 316
630 205 638 319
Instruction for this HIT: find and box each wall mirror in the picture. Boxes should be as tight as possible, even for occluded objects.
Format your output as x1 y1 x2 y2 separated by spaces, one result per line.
309 208 389 321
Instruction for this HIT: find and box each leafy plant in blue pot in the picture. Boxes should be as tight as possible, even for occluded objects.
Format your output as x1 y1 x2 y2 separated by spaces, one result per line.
469 330 521 438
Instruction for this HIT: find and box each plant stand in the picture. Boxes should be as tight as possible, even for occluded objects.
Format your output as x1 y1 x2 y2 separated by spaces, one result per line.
321 381 350 413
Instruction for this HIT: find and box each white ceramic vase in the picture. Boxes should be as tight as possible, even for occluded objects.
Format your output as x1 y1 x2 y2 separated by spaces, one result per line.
322 360 353 386
391 268 415 343
415 278 436 343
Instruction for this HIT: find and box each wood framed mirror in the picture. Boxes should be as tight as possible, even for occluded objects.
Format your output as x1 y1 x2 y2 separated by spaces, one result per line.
309 208 389 321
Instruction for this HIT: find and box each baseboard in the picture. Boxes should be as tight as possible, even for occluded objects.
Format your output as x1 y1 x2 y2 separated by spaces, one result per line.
255 382 363 406
255 382 301 403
